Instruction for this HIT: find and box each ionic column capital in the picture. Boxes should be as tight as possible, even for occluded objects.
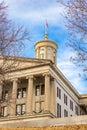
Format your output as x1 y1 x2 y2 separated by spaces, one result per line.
26 75 34 79
11 78 18 82
43 72 51 77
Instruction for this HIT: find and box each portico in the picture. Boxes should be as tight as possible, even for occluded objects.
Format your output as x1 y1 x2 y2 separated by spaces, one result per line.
0 70 55 118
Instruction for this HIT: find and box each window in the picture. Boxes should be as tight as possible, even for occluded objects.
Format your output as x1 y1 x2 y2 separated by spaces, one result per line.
21 104 26 115
40 53 44 59
16 105 21 115
57 87 61 99
17 89 21 99
35 84 45 96
2 90 8 100
70 100 73 111
75 106 78 115
64 109 68 117
17 88 26 99
36 85 40 96
22 88 26 98
64 94 67 105
57 103 61 118
16 104 26 115
4 91 8 100
3 106 8 116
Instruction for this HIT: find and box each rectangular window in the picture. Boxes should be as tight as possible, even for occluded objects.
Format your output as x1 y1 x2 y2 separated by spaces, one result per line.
40 53 44 59
57 87 61 99
35 84 45 96
70 100 73 111
17 88 21 99
16 104 26 115
21 104 26 115
35 85 40 96
64 109 68 117
75 106 78 115
16 105 21 115
3 106 8 116
2 91 8 100
64 94 67 105
17 88 26 99
57 103 61 118
4 91 8 100
22 88 26 98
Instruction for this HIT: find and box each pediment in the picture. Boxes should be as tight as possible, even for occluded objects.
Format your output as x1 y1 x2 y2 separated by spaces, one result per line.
16 57 50 69
0 56 51 71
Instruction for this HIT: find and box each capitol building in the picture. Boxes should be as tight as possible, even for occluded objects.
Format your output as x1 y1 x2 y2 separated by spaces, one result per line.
0 34 87 127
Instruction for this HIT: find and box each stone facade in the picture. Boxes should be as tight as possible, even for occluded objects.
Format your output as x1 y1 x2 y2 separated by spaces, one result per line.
0 35 87 127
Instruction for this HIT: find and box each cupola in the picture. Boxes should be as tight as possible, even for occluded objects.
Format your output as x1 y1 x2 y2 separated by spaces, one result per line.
34 34 58 64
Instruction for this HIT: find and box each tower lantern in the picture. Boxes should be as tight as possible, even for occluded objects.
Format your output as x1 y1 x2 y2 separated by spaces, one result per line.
34 34 58 64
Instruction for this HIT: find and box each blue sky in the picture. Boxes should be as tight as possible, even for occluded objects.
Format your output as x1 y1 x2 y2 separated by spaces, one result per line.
2 0 87 94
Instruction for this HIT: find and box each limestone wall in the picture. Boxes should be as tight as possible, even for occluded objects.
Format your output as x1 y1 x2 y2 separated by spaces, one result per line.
0 115 87 128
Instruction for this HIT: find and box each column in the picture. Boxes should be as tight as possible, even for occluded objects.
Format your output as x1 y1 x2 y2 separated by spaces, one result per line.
26 76 33 115
44 73 50 113
10 79 18 116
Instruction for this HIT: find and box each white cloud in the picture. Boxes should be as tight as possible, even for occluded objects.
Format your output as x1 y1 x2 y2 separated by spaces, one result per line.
4 0 65 26
2 0 87 94
57 49 87 94
16 6 63 23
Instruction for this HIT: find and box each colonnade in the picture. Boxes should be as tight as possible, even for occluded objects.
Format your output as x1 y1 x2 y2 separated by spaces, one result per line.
0 72 51 116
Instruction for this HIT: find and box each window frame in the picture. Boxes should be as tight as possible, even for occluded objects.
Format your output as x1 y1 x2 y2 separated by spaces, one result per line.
35 84 45 96
2 106 8 117
57 103 61 118
75 105 79 115
64 109 68 117
17 88 26 99
16 104 26 115
70 100 73 111
22 88 26 98
57 87 61 99
64 94 68 105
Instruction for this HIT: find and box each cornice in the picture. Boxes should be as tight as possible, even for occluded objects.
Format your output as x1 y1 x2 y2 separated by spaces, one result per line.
80 94 87 99
4 62 51 74
49 63 80 98
34 39 58 49
0 56 51 63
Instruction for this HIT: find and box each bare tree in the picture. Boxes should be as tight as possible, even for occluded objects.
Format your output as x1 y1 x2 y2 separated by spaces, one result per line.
0 1 30 81
0 1 30 117
57 0 87 77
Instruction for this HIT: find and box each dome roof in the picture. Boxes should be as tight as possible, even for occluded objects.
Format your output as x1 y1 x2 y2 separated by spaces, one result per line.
34 34 58 49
